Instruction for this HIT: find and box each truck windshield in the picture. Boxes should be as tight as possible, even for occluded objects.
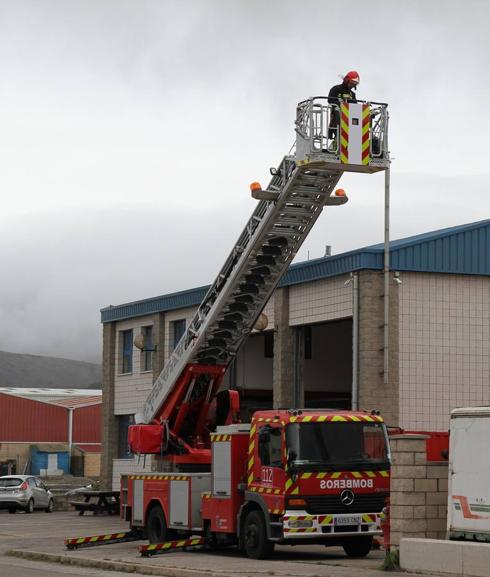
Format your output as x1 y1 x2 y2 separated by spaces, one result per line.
286 421 390 471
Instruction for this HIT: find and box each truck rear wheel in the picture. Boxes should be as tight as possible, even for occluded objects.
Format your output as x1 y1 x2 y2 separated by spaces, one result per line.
342 536 373 558
147 504 174 544
243 510 274 559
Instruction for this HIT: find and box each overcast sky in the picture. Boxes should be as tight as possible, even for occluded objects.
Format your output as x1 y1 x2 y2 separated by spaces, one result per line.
0 0 489 363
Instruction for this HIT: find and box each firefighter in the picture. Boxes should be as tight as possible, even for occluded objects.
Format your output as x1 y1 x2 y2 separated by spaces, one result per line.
328 70 360 104
327 71 360 150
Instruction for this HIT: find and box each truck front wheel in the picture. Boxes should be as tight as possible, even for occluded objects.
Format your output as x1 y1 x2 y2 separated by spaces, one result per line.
147 504 174 544
243 510 274 559
342 536 373 558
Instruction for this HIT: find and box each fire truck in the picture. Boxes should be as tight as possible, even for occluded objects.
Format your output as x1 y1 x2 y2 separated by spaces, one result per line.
121 97 391 559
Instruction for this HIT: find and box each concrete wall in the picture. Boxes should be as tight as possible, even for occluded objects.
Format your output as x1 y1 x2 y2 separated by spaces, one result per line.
235 333 273 391
112 457 152 491
0 443 30 473
401 537 490 577
390 434 448 547
399 272 490 431
114 316 155 416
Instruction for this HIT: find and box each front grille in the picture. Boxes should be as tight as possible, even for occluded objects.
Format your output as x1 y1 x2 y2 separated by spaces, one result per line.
305 492 387 515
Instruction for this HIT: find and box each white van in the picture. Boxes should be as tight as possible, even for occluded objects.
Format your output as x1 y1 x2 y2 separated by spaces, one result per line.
448 407 490 541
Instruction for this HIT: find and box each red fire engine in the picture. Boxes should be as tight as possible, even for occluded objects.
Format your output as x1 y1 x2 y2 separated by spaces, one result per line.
79 97 392 559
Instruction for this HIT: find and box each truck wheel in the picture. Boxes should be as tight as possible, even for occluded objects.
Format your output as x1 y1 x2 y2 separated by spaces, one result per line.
25 499 34 514
147 504 174 544
342 536 373 558
243 510 274 559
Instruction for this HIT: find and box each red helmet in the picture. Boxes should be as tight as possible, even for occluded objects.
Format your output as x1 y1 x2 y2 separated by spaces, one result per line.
344 70 360 84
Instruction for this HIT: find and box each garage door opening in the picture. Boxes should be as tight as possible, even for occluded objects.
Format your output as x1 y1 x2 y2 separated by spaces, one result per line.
303 318 352 409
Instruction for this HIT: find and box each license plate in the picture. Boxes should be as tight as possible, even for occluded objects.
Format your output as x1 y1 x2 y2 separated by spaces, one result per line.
335 516 361 525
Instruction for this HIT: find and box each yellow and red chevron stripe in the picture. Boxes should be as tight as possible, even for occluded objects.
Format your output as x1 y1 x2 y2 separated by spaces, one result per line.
269 508 284 515
255 416 282 423
299 470 389 480
247 422 257 486
210 434 231 442
362 104 370 165
289 414 383 423
340 103 349 164
128 474 189 481
65 531 140 549
284 476 300 495
139 537 206 557
248 485 281 495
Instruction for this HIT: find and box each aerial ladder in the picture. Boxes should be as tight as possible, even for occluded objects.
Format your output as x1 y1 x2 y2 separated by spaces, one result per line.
128 96 390 468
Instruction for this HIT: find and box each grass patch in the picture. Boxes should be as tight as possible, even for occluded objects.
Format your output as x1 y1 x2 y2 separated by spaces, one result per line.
381 549 400 571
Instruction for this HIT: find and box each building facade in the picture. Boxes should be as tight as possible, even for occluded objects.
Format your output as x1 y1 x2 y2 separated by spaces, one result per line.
0 388 102 476
101 220 490 489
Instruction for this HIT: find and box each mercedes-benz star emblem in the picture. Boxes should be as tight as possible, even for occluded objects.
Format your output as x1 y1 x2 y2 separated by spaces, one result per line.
340 489 355 506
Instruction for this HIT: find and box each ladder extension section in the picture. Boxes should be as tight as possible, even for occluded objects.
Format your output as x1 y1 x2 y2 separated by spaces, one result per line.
138 97 390 426
139 159 346 424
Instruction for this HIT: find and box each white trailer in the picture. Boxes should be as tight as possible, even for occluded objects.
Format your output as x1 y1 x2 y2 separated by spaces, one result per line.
448 407 490 541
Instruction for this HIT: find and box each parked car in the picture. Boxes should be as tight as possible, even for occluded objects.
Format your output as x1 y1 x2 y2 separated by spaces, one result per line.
0 475 54 513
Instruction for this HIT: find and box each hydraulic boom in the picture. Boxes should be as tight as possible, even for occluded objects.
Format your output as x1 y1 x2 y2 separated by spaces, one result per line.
128 97 389 465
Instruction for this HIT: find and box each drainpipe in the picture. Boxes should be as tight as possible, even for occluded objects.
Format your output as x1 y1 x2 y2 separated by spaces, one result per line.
352 272 359 410
383 166 391 385
68 408 73 473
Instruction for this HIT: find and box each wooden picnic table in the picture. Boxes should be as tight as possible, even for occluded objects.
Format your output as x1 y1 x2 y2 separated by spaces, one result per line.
69 490 120 516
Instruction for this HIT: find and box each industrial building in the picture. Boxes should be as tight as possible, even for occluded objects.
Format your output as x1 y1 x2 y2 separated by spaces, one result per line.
100 220 490 489
0 388 102 477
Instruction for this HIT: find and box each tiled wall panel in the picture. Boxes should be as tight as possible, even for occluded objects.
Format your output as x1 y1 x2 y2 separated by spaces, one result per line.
399 273 490 430
289 275 352 325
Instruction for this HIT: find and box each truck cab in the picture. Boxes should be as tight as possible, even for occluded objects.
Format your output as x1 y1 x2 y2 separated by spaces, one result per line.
202 409 390 558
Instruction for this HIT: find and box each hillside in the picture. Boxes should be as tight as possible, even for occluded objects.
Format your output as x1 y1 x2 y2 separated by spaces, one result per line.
0 350 101 389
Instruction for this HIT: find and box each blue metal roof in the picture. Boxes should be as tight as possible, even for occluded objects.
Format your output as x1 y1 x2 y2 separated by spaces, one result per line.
101 220 490 323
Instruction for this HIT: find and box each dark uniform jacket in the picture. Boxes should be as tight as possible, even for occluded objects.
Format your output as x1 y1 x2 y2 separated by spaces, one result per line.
328 82 357 137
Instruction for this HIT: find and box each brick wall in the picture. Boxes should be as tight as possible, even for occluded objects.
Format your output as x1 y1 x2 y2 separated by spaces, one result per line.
390 434 448 547
358 270 399 426
273 287 297 408
83 453 101 478
100 321 117 489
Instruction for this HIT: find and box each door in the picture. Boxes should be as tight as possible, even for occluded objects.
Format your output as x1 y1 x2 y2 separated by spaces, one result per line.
256 424 285 496
169 480 189 528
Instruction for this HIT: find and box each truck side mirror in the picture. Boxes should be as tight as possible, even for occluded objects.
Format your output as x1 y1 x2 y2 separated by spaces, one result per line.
287 449 297 471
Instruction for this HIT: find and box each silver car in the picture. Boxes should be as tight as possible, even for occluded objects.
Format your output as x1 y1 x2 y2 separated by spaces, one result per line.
0 475 54 513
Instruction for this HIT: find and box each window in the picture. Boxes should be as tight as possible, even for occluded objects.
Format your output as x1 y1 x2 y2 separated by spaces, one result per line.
264 332 274 358
121 329 133 373
141 325 153 371
117 415 134 459
258 426 283 467
171 319 186 350
304 326 312 360
286 422 389 467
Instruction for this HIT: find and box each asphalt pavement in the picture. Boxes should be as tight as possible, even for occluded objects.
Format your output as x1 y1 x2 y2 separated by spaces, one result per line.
0 510 446 577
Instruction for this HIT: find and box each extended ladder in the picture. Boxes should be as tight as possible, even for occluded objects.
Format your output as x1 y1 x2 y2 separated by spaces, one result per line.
137 97 389 425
